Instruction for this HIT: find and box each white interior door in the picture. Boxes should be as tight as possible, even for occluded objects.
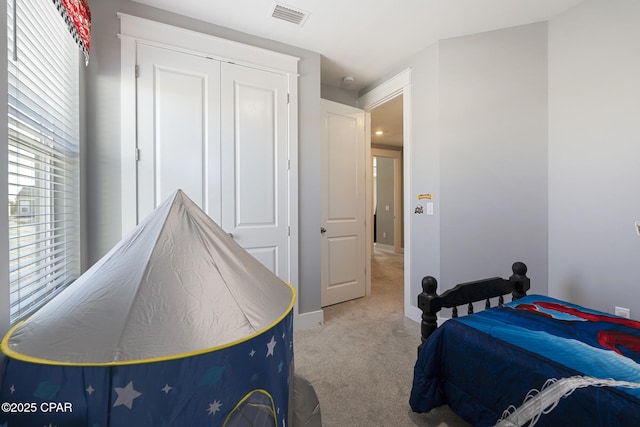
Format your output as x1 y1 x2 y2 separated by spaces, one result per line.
220 63 291 281
136 43 221 223
321 100 367 306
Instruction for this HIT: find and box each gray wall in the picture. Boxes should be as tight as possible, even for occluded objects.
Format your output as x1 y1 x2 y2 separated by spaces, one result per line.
86 1 322 314
404 43 441 306
439 22 549 294
321 84 358 107
548 0 640 315
363 0 639 319
375 157 395 246
363 23 549 309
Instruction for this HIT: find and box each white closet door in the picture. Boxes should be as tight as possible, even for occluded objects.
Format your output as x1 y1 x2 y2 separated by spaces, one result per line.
136 43 221 223
220 63 290 280
135 44 291 282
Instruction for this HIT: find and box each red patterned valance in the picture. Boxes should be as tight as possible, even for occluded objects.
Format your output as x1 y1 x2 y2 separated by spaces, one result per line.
53 0 91 65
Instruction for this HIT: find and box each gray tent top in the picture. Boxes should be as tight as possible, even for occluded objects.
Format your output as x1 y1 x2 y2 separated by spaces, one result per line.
4 190 294 365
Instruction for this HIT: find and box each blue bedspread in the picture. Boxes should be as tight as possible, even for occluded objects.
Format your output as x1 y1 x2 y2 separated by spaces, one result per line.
410 295 640 426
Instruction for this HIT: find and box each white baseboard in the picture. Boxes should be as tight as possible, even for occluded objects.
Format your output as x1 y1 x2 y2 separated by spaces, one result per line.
405 304 422 324
438 315 451 324
294 309 324 330
373 243 395 253
405 304 451 327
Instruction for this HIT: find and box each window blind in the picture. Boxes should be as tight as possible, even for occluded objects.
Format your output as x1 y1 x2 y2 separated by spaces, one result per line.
7 0 80 324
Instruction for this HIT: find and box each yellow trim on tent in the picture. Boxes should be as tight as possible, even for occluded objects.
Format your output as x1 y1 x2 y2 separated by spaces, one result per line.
0 283 296 367
223 389 277 427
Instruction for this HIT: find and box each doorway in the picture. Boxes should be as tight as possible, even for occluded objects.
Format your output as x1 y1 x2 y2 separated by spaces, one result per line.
358 69 413 319
370 95 404 307
372 149 403 254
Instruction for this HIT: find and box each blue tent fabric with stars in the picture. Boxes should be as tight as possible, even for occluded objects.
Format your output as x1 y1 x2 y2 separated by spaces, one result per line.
0 190 295 426
0 314 293 426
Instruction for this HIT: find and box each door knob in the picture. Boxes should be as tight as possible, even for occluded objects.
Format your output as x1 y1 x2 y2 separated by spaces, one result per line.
320 227 326 234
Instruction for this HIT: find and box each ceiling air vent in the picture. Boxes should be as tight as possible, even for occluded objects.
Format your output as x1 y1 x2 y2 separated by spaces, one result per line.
270 2 309 26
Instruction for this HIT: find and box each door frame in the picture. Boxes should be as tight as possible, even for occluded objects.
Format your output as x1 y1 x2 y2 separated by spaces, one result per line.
358 68 413 317
372 148 403 254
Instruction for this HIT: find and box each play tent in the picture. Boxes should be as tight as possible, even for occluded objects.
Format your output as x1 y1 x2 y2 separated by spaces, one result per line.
0 190 296 426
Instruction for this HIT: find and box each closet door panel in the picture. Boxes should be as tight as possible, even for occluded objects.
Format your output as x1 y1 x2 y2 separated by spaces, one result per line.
136 43 221 223
221 63 290 279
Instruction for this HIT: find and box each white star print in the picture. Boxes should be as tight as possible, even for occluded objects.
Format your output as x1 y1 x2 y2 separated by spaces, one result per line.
86 385 95 395
113 381 142 410
161 384 172 394
9 384 15 394
266 336 277 357
207 400 222 415
249 349 256 357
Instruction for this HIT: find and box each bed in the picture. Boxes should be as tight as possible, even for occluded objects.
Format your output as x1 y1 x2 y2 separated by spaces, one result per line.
410 262 640 426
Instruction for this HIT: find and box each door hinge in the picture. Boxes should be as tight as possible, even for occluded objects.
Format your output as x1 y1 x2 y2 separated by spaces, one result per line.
135 65 140 78
287 93 290 104
288 226 291 237
135 148 140 161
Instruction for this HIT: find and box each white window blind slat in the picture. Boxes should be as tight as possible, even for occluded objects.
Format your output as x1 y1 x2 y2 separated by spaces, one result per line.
10 245 70 281
9 98 78 145
8 151 79 177
10 255 78 293
7 0 81 325
9 226 79 257
9 270 72 321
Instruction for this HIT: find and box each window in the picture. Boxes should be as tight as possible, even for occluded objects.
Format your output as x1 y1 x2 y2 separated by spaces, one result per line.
7 0 81 324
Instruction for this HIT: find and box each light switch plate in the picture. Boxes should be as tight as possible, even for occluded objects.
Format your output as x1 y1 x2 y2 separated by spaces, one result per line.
615 306 631 319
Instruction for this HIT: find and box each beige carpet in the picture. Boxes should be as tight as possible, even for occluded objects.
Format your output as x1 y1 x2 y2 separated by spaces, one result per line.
294 248 471 427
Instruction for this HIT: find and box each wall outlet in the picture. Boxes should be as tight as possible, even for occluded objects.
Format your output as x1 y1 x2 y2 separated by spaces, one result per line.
615 306 631 319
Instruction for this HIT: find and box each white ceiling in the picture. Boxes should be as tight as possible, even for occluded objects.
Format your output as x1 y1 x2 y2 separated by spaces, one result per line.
131 0 584 92
131 0 584 150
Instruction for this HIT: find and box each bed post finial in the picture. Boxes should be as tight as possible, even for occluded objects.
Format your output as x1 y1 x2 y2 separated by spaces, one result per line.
510 261 530 300
418 276 439 355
